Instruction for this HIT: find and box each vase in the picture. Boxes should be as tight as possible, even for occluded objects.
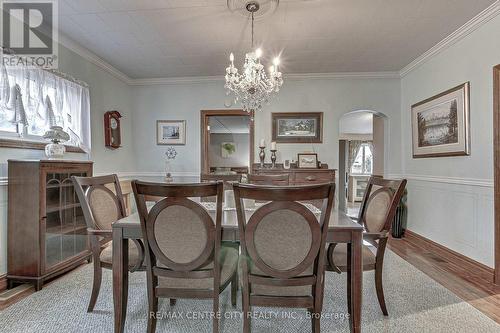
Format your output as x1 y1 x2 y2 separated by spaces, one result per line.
165 160 173 183
45 143 65 159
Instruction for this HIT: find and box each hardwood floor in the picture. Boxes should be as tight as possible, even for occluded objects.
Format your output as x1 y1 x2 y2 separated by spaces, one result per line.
388 232 500 324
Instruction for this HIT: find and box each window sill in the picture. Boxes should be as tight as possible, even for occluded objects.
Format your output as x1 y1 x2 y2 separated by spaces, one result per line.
0 138 86 153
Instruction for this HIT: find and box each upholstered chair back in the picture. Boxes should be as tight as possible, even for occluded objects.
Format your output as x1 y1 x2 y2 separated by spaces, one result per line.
357 177 407 233
132 181 223 274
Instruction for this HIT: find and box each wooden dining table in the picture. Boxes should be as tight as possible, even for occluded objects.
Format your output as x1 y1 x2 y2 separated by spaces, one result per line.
112 194 364 333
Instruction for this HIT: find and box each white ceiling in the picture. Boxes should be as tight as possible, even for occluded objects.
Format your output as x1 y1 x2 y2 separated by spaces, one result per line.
339 112 373 134
58 0 496 79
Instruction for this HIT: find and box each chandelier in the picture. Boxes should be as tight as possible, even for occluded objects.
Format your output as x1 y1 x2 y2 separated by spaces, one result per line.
225 1 283 113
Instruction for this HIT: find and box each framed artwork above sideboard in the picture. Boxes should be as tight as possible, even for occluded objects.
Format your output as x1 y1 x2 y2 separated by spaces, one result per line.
272 112 323 143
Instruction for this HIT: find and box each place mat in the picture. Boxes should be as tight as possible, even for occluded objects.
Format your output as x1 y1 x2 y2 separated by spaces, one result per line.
199 201 321 215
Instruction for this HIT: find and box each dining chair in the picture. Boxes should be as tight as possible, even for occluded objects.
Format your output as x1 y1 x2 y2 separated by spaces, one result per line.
326 176 407 316
233 182 335 333
72 174 145 312
132 180 239 333
247 173 290 186
200 173 242 202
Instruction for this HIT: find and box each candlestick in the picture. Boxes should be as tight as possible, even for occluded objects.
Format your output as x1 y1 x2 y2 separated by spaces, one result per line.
270 149 277 168
259 146 266 168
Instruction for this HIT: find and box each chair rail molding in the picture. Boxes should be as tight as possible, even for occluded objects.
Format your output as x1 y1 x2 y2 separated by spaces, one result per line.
388 174 493 188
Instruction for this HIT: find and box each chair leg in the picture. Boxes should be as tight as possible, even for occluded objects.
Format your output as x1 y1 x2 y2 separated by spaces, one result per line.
212 296 219 333
231 271 238 307
170 299 177 306
147 296 158 333
242 287 251 333
87 259 102 312
346 269 352 316
147 273 158 333
375 264 388 316
311 312 320 333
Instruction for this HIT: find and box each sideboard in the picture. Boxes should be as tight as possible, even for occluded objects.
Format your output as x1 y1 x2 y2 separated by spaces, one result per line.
251 163 336 185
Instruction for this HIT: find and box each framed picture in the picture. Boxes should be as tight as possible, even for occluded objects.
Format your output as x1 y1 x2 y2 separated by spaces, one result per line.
411 82 470 158
272 112 323 143
157 120 186 145
297 153 318 169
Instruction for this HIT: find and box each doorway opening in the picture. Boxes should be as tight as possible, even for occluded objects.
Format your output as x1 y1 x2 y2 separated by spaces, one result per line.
338 110 388 216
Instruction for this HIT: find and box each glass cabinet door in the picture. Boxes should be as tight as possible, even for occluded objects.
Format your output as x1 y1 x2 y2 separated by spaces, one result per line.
44 172 88 272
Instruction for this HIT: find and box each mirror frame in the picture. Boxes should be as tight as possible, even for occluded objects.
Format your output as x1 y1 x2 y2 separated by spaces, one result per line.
200 109 255 175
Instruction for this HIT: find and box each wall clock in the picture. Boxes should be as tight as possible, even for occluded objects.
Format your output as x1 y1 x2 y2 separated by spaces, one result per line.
104 111 122 149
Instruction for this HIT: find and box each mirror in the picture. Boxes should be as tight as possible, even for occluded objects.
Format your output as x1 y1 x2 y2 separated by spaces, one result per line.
201 110 254 175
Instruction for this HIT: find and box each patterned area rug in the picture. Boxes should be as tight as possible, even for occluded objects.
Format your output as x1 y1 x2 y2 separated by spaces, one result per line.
1 250 499 333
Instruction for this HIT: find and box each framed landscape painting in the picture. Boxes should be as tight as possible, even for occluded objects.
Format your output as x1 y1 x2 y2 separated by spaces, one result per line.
272 112 323 143
411 82 470 158
157 120 186 145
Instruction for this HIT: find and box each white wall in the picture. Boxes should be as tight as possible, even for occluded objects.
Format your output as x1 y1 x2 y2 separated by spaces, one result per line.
0 43 134 276
131 78 401 176
399 14 500 267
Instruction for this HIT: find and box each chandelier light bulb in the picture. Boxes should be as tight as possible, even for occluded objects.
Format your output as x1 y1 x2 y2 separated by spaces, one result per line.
269 65 275 73
229 53 234 62
273 57 280 66
255 48 263 58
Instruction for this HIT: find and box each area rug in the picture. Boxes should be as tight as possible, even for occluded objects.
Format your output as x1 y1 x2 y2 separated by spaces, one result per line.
1 250 499 332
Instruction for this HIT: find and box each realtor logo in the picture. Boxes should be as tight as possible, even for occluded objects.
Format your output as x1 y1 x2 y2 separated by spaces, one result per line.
1 0 58 68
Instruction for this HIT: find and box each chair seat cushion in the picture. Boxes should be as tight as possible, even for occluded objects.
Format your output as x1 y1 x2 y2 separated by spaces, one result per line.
239 257 313 297
329 243 376 268
100 240 141 268
157 246 238 290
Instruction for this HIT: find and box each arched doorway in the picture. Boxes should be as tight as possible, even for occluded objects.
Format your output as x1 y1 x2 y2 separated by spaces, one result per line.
338 110 389 214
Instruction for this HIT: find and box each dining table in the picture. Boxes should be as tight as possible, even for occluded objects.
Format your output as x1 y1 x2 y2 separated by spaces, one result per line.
111 181 364 333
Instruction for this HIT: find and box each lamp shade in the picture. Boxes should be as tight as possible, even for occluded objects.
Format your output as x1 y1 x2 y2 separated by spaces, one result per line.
43 126 70 144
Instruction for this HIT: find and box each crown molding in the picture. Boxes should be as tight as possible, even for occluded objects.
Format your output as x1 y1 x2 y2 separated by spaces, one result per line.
400 0 500 77
129 71 400 86
57 33 133 85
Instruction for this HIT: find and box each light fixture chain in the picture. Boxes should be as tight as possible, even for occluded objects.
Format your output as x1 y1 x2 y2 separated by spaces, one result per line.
251 12 254 48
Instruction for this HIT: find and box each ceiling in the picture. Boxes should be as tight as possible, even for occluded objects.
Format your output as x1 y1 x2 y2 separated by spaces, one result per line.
58 0 496 79
339 112 373 134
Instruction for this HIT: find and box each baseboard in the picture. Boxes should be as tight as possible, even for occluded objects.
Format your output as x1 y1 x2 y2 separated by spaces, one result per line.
0 274 7 292
404 230 495 283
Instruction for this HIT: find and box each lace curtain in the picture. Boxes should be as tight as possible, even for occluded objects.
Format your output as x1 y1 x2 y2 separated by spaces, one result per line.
0 60 91 153
348 140 363 172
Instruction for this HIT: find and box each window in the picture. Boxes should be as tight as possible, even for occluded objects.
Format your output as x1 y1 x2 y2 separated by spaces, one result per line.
0 59 91 153
351 143 373 174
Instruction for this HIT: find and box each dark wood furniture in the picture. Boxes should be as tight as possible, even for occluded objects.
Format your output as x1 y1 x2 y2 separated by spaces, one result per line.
200 173 242 183
72 174 144 312
7 159 93 291
252 164 335 185
233 183 335 333
327 176 407 316
132 181 238 333
247 173 289 185
112 190 364 333
200 109 254 174
494 64 500 284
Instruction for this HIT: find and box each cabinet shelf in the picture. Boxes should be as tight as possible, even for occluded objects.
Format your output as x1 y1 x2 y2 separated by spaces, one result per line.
46 203 81 214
